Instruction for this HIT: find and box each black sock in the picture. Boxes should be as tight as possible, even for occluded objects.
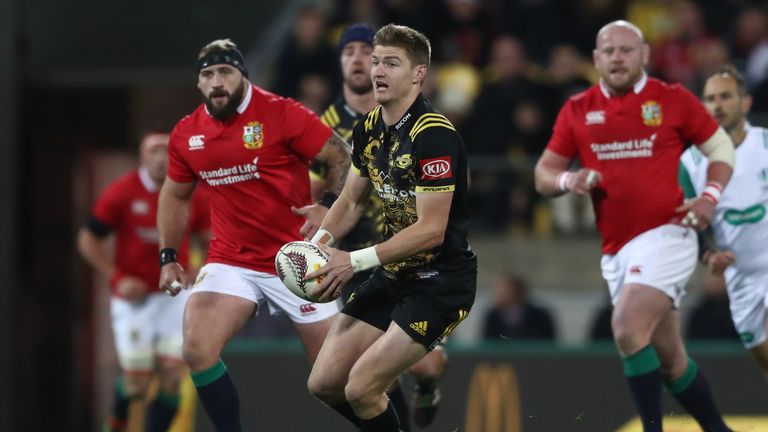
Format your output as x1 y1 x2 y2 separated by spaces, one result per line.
191 359 242 432
388 387 410 432
329 401 362 427
145 391 180 432
623 345 663 432
358 400 401 432
107 377 132 430
666 358 731 432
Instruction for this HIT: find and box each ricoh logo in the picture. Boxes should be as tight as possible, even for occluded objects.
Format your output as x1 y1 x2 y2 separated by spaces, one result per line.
420 156 452 179
299 304 317 315
395 112 412 130
188 135 205 150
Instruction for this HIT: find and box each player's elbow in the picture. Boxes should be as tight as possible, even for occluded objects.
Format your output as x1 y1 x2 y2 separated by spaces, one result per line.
423 227 446 249
533 169 551 196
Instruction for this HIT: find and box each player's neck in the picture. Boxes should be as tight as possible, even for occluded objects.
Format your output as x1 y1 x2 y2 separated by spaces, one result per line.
381 91 419 126
343 86 377 114
728 121 748 148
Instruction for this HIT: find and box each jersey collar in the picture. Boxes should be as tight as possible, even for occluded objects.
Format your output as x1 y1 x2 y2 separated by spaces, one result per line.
599 72 648 98
203 83 253 117
389 93 425 132
139 167 159 193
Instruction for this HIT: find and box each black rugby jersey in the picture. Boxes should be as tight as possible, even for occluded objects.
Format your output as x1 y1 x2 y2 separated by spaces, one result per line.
351 94 471 275
313 96 385 250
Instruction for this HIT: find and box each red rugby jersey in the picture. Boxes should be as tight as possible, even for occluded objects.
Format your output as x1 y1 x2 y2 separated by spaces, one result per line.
168 84 332 273
546 75 718 253
91 168 210 295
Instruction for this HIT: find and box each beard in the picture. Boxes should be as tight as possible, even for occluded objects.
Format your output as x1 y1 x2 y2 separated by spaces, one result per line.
345 75 373 95
204 80 246 120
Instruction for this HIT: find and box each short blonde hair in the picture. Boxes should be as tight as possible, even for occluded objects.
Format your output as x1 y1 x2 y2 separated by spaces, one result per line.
373 24 431 67
198 38 240 59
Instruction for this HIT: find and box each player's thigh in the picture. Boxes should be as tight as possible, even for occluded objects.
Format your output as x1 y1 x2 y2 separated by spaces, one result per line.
348 321 428 396
309 313 384 393
293 314 336 363
650 309 688 379
613 283 673 337
409 346 447 381
183 291 255 353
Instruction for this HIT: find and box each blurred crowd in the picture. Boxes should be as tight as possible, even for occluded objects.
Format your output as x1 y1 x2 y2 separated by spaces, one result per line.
268 0 768 235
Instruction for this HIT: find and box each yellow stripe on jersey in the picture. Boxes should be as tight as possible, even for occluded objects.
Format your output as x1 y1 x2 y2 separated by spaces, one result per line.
410 113 455 141
364 106 382 132
321 106 340 128
329 105 340 125
415 185 455 193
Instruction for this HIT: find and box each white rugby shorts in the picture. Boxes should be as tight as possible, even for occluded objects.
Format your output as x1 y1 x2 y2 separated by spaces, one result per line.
601 224 697 308
111 289 189 372
192 263 339 324
724 267 768 348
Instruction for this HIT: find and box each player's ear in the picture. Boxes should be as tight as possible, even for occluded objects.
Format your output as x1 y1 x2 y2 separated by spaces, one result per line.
413 64 426 84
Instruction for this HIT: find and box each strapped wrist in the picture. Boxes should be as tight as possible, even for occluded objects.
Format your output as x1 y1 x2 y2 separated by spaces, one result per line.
701 182 723 205
555 172 573 192
310 228 335 246
159 248 178 267
349 246 381 273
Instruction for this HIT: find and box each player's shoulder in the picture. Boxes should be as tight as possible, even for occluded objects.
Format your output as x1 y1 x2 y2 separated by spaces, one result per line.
361 105 383 133
320 100 344 128
646 77 691 97
409 110 458 143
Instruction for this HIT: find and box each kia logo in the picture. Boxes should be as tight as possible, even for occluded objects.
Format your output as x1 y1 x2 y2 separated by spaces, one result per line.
423 160 449 177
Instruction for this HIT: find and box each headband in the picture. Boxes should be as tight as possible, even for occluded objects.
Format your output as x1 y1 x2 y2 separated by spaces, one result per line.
197 49 249 78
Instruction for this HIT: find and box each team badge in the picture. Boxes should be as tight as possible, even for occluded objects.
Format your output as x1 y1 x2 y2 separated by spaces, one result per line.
243 121 264 149
641 101 662 126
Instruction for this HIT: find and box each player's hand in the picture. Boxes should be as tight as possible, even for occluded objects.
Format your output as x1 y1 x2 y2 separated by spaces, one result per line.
676 196 715 230
159 262 189 297
292 204 329 240
568 168 602 195
704 250 735 276
115 275 148 302
305 243 354 302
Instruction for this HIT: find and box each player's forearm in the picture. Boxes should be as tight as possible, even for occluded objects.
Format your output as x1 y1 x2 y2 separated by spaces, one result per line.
705 161 733 190
373 219 446 265
534 163 567 197
315 133 351 197
157 186 191 250
76 228 115 278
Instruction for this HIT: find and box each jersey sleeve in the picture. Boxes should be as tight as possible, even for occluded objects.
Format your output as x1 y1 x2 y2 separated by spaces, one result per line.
282 99 333 161
676 86 719 146
412 118 463 193
90 181 125 231
350 122 369 177
546 101 579 159
167 124 197 183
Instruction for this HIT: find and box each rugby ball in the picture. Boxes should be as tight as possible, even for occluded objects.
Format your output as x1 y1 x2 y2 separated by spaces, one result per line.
275 241 330 302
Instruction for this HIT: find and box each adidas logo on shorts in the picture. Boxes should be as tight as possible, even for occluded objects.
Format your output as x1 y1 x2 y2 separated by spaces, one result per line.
410 321 428 336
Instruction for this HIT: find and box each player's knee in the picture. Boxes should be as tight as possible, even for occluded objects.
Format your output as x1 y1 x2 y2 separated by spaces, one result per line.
123 374 151 397
182 339 217 370
344 380 375 410
307 370 344 403
611 320 649 354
